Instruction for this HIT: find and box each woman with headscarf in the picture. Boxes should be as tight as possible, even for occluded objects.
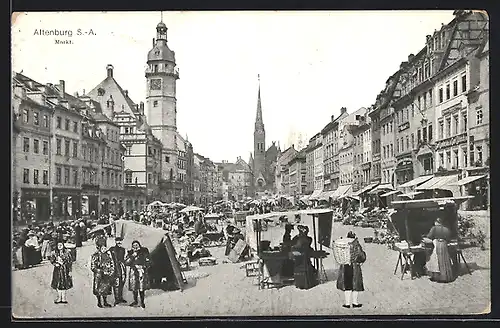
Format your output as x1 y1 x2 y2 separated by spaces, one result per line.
25 231 42 267
90 236 116 308
336 231 366 308
423 217 456 283
291 225 318 289
49 240 73 304
125 240 151 308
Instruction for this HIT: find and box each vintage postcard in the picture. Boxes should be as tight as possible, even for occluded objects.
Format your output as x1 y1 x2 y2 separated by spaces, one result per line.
11 10 490 318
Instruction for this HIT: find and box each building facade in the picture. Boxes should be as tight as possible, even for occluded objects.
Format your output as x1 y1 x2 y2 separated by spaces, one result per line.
288 151 306 196
321 108 348 192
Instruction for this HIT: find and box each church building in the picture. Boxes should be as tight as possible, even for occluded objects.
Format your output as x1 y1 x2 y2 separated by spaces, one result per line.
249 75 279 195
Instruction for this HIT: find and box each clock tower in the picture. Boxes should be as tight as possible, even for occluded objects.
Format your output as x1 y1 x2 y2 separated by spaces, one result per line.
145 20 180 181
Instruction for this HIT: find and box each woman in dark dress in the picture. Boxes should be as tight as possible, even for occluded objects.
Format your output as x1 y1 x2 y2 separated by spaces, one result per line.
125 240 151 308
336 231 365 308
49 241 73 304
74 223 82 247
91 236 116 308
291 225 318 290
423 217 456 283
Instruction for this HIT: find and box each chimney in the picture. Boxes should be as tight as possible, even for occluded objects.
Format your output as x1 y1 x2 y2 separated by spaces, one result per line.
82 89 86 95
408 54 415 62
139 101 144 115
58 80 65 98
152 38 155 47
124 90 128 98
426 35 432 42
106 64 114 78
340 107 347 114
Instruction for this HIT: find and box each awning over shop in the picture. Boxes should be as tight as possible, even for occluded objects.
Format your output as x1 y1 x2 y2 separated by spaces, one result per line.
309 189 323 200
300 194 311 201
415 175 459 191
398 175 434 188
369 183 394 194
352 183 379 196
448 175 487 186
398 191 423 199
380 190 402 197
318 190 335 201
332 185 352 200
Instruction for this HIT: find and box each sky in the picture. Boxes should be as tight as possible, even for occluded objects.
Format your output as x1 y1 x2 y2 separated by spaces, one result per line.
12 11 455 163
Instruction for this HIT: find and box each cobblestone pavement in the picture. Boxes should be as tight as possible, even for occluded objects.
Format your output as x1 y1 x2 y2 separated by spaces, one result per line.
12 214 490 318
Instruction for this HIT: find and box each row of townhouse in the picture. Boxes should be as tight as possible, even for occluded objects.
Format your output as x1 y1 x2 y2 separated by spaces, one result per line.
300 10 489 209
12 75 125 222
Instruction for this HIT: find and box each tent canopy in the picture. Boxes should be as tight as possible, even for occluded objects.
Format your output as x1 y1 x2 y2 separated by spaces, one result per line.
369 183 394 194
448 175 486 186
353 183 379 196
332 185 352 200
180 205 204 213
381 190 401 197
398 175 434 188
309 189 323 200
415 175 458 191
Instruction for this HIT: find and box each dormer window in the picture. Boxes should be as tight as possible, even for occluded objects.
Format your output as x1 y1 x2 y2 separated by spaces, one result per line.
97 88 105 96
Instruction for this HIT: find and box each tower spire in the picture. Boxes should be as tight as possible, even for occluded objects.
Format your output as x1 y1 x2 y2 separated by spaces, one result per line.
160 11 163 22
255 74 264 130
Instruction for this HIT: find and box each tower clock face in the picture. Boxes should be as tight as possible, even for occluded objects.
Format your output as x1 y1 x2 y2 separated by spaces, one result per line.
150 79 161 90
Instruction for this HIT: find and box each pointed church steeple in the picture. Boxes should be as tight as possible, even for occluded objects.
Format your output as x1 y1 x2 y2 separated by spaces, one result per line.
255 74 264 132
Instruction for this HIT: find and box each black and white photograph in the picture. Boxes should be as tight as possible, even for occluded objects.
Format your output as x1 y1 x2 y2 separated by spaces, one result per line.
11 10 490 318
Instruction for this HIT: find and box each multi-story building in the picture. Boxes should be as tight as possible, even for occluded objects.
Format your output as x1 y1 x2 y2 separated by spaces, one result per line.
12 78 53 222
216 157 252 202
313 137 324 192
288 151 307 196
368 104 382 184
339 107 367 187
305 141 315 194
274 145 298 195
13 73 126 220
321 108 348 192
352 112 371 191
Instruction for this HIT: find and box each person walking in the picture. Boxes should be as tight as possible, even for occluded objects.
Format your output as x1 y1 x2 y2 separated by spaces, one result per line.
336 231 366 308
125 240 151 308
90 236 116 308
109 237 127 305
49 241 73 304
74 221 82 247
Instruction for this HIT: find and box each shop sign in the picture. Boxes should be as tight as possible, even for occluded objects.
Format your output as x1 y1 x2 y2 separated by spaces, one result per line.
398 122 410 132
22 188 50 198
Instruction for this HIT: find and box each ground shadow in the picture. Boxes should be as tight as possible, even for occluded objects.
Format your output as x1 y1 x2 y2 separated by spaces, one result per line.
456 262 489 277
320 268 339 283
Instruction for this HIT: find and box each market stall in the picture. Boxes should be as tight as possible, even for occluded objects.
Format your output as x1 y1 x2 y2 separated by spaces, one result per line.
245 210 331 289
390 196 473 280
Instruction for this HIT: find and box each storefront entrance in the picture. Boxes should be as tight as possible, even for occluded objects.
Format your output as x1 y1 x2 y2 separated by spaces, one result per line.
21 188 50 222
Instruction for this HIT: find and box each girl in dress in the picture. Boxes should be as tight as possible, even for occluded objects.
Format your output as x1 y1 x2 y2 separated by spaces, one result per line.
90 236 116 308
49 241 73 304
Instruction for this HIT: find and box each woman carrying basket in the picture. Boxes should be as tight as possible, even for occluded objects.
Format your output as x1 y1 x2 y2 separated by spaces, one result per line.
336 231 366 308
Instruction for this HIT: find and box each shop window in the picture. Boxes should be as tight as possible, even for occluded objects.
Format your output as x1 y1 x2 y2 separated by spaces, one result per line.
23 168 29 183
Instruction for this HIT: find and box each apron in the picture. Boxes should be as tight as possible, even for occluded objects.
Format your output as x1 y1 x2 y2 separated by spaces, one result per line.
427 239 439 273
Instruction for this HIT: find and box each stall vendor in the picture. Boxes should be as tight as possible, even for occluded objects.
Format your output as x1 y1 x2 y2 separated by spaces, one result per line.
281 224 295 278
291 225 318 290
422 217 456 283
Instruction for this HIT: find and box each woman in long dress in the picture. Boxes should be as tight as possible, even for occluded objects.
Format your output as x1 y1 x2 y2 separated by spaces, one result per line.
125 240 151 308
423 217 456 283
336 231 365 308
291 225 318 290
49 241 73 304
90 236 116 308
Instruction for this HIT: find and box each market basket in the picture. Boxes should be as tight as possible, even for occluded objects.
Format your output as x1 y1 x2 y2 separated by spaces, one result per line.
332 238 355 265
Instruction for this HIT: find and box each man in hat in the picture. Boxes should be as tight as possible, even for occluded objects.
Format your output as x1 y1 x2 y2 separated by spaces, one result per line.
108 237 127 304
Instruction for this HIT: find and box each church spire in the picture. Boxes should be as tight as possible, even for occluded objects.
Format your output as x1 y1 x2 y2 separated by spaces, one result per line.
255 74 264 131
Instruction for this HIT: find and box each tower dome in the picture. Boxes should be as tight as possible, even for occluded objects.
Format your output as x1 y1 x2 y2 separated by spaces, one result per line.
147 21 175 63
